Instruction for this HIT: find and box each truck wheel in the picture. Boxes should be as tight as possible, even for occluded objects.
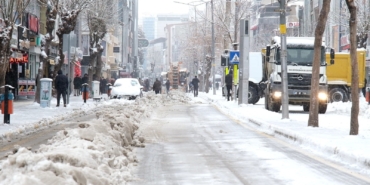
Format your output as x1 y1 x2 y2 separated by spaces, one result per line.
303 104 309 112
318 103 327 114
271 102 281 112
269 101 281 112
329 88 348 102
248 86 260 104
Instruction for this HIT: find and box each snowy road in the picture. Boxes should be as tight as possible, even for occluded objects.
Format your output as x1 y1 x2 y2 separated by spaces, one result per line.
130 103 370 185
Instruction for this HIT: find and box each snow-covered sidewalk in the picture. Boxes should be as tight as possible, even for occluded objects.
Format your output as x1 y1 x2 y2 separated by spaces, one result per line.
194 89 370 176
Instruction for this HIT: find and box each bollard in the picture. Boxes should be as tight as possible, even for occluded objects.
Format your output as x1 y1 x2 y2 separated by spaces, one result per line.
1 85 15 124
82 83 89 103
366 87 370 105
107 83 112 97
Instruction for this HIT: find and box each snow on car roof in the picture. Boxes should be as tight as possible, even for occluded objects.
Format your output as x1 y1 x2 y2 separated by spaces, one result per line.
271 36 326 48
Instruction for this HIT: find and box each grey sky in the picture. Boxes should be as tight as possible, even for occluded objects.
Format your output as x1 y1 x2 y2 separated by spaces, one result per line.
138 0 192 16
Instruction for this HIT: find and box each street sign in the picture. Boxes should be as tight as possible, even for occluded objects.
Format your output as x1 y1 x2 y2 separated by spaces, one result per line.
229 50 240 64
138 38 149 47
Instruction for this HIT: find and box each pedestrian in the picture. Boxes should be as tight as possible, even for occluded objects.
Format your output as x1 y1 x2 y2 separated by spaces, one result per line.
55 70 68 107
216 81 219 90
225 73 233 101
73 75 82 96
152 78 161 94
100 77 107 94
191 76 200 97
144 79 150 92
189 81 193 93
165 79 171 95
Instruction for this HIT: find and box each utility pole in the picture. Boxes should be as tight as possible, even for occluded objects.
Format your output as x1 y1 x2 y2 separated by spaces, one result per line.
238 19 249 105
133 0 138 78
222 0 231 92
211 0 216 95
280 0 289 119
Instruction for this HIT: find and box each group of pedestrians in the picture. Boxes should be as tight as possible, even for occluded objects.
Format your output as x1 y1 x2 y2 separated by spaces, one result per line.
152 78 171 95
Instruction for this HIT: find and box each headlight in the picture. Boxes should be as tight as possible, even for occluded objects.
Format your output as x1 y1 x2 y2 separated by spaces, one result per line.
273 91 282 99
318 92 327 100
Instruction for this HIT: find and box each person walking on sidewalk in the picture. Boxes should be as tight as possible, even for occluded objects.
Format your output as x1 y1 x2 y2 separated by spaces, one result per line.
153 78 162 94
191 76 200 97
73 75 82 96
165 79 171 95
55 70 68 107
225 73 233 101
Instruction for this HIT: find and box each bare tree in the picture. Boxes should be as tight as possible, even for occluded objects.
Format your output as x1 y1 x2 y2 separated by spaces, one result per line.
308 0 331 127
52 0 92 80
345 0 359 135
0 0 30 88
83 0 119 85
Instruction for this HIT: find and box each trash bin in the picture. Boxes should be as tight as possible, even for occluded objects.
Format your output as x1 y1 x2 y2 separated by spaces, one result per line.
1 92 14 114
40 78 53 108
92 81 101 101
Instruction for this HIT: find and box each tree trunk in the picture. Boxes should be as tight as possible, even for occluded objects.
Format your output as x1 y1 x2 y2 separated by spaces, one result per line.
308 0 331 127
95 48 103 80
35 5 57 101
0 26 13 91
346 0 359 135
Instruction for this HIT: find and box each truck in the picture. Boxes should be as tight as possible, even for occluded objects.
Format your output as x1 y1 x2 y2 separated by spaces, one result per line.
262 36 334 113
245 52 264 104
326 50 366 102
228 52 264 104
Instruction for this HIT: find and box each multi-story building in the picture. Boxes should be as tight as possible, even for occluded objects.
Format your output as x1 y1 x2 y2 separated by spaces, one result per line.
142 17 156 41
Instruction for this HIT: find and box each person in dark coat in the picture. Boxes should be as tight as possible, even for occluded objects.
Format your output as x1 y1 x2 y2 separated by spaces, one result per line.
73 75 82 96
100 77 108 94
165 79 171 94
225 73 233 101
55 70 68 107
152 78 161 94
191 76 200 97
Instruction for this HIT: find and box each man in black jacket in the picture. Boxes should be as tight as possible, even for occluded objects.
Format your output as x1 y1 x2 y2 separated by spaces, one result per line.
55 70 68 107
225 73 233 101
191 76 200 97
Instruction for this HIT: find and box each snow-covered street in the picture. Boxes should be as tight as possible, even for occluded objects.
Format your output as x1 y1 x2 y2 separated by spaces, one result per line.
0 89 369 184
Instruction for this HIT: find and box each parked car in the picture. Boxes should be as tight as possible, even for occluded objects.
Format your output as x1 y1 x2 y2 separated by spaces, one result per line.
110 78 143 100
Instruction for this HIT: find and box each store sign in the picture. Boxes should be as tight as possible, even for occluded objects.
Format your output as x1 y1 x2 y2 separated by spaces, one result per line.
286 22 299 28
341 34 350 47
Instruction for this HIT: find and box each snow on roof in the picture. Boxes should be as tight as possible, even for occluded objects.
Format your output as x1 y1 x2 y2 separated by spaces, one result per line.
272 36 326 48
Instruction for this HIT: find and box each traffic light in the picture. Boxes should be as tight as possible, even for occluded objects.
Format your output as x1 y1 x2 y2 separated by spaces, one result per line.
221 56 228 66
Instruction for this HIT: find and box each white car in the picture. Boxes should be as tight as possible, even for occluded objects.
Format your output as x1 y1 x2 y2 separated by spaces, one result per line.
110 78 143 100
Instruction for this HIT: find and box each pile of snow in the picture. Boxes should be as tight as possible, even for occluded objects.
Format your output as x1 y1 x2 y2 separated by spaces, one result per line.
0 91 189 184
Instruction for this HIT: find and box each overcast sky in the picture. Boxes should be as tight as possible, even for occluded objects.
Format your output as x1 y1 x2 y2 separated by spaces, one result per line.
138 0 191 17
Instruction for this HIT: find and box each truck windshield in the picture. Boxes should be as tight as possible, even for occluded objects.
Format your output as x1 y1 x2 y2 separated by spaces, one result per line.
276 46 326 66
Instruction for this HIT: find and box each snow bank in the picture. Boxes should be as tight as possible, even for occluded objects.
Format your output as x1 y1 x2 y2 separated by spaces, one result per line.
0 91 190 184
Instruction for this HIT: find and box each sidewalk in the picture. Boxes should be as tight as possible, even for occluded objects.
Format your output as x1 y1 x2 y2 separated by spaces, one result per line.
0 94 106 142
196 89 370 175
